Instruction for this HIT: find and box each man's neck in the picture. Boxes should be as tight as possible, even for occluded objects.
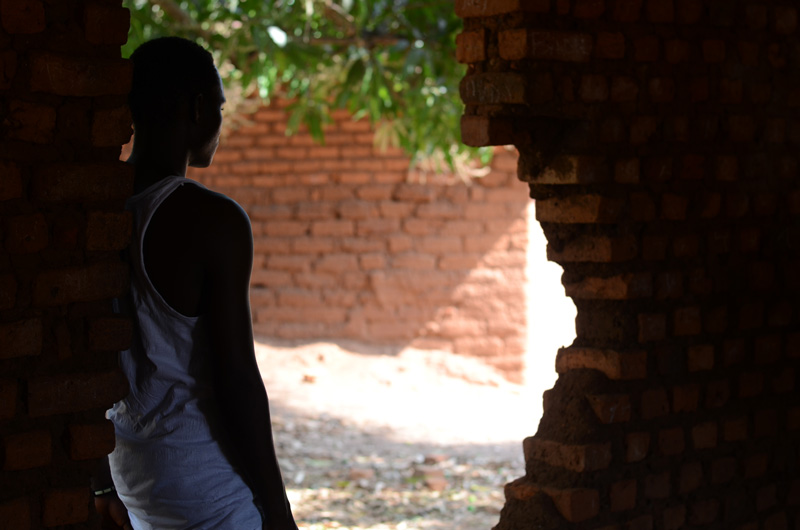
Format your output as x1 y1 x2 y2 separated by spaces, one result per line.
127 127 191 194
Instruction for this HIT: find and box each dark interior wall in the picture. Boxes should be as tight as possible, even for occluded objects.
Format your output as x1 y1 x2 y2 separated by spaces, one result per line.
457 1 800 529
0 1 132 527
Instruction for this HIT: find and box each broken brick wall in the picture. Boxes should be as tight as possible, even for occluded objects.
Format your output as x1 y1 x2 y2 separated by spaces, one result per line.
188 102 532 379
0 1 132 527
458 0 800 528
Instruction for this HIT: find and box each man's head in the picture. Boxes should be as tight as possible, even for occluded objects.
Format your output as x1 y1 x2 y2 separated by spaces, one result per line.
129 37 225 167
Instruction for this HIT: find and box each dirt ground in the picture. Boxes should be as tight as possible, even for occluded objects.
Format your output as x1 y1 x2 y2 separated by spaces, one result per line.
256 338 546 530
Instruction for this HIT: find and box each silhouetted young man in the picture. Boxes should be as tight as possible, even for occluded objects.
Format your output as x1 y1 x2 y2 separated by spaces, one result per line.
93 37 297 530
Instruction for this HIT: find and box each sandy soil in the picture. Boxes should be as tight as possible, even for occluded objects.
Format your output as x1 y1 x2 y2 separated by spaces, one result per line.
256 339 548 530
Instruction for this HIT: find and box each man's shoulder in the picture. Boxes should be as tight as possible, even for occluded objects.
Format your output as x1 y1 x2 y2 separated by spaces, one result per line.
170 181 250 230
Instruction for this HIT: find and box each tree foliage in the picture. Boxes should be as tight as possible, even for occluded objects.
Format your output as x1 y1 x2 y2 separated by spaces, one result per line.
123 0 489 168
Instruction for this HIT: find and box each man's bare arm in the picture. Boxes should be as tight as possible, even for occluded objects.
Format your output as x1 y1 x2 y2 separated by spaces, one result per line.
203 197 297 529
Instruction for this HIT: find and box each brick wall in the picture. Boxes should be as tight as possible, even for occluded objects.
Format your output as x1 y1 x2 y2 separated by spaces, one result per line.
187 102 531 379
458 1 800 528
0 1 132 527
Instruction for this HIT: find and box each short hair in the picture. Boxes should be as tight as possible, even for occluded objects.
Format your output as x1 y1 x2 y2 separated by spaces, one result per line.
129 37 219 127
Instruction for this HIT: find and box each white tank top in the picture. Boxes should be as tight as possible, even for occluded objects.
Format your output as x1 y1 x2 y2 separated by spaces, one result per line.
108 176 262 530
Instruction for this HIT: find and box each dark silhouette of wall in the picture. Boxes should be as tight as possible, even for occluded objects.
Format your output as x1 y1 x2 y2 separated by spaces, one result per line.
0 0 133 526
457 0 800 528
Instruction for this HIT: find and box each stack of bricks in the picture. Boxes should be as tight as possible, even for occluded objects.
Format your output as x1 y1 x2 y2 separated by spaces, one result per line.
0 1 132 527
189 103 531 379
458 0 800 528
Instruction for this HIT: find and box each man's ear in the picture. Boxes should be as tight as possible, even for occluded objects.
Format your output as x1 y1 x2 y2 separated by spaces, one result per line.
192 92 204 124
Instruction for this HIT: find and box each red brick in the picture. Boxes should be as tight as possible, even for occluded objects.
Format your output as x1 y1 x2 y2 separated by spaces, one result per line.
0 497 30 530
641 387 669 419
626 432 649 462
775 7 798 34
690 500 719 526
462 115 515 147
27 370 128 417
556 347 647 379
649 78 675 103
687 344 713 370
663 505 686 530
654 271 683 300
596 32 625 59
33 262 127 307
32 162 133 203
658 427 685 455
3 430 51 470
307 220 349 237
646 0 674 22
315 254 359 273
679 461 703 493
754 409 778 438
4 213 47 254
672 384 699 412
84 3 130 44
455 0 549 17
586 394 631 423
615 158 640 184
574 0 605 18
757 484 777 512
676 0 703 23
87 317 132 352
753 335 780 364
703 40 726 63
565 273 651 300
548 234 637 263
86 211 132 251
614 0 642 22
0 378 17 420
0 162 22 200
525 439 612 472
710 457 736 484
692 422 717 449
30 52 131 97
42 487 89 527
579 75 609 102
661 193 688 220
772 367 795 394
634 36 659 61
644 471 670 498
546 487 600 523
638 313 665 342
503 30 593 62
0 0 44 33
665 39 689 63
91 105 132 146
706 380 730 408
744 453 769 478
6 100 57 143
630 116 659 143
0 318 41 359
536 194 624 223
642 236 667 259
729 116 755 143
456 29 486 63
610 479 636 512
611 76 639 102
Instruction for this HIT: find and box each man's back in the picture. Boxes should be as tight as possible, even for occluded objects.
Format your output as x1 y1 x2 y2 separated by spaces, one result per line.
109 177 264 529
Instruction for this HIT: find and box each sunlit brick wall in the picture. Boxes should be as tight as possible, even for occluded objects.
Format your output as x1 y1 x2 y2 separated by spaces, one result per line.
458 0 800 528
190 102 531 379
0 1 132 527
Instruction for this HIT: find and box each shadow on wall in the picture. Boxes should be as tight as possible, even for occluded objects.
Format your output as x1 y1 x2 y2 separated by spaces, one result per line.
175 101 534 381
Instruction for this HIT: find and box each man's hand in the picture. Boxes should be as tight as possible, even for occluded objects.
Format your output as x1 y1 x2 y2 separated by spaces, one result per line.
94 494 133 530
